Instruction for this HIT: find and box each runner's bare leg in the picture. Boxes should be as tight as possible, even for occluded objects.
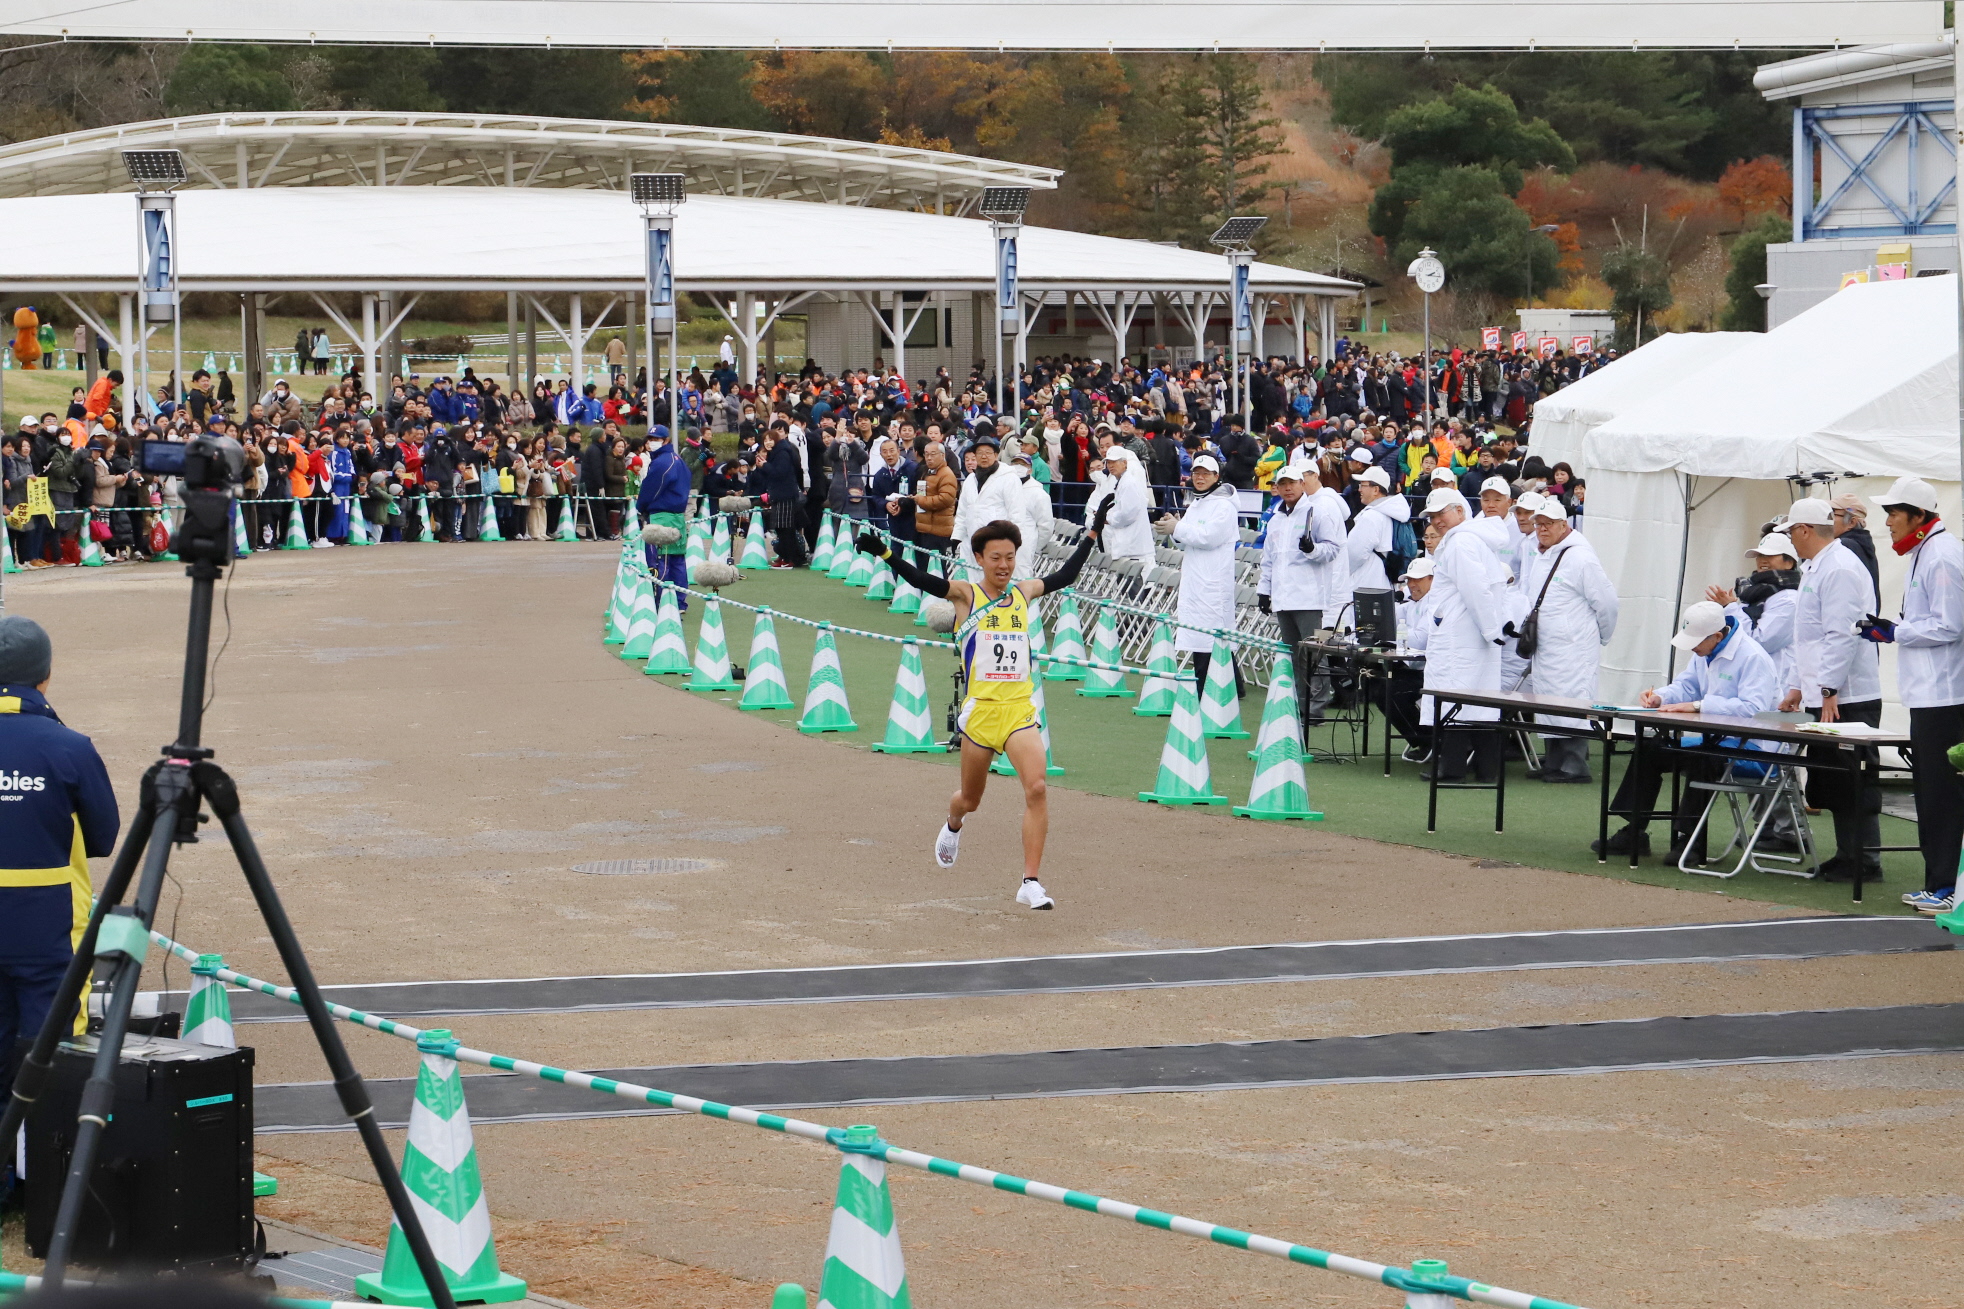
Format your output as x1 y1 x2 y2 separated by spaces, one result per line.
1002 726 1049 880
948 737 992 832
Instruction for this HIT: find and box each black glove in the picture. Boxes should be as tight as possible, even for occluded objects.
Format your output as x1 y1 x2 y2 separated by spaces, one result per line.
1089 497 1113 539
1501 620 1519 639
854 531 889 558
1257 594 1271 615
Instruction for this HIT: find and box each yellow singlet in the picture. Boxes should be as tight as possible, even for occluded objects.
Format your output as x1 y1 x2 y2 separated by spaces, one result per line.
956 584 1040 754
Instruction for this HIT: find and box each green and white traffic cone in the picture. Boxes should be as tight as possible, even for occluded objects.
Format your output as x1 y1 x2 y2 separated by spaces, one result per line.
773 1285 807 1309
1132 620 1179 716
686 596 740 691
1044 595 1088 680
231 502 252 556
623 498 642 537
870 641 939 754
1235 653 1323 821
346 497 372 546
643 584 693 675
827 529 858 580
1076 606 1131 697
354 1031 529 1308
798 624 858 734
864 556 895 602
619 575 659 661
843 545 874 588
78 527 104 566
1028 604 1049 667
740 510 772 569
886 547 921 615
478 491 503 542
991 681 1065 776
1198 638 1249 740
711 513 732 563
554 497 578 541
0 525 18 574
911 554 944 627
604 557 634 644
738 608 795 707
154 505 179 561
1138 677 1228 806
685 519 710 581
811 512 838 573
418 501 438 542
817 1125 910 1309
183 954 236 1048
284 500 309 550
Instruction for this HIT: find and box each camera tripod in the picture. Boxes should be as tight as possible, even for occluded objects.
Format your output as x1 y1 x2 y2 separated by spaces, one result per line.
0 488 459 1308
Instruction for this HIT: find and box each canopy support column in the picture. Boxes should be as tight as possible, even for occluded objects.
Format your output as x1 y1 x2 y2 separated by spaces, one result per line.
624 292 637 390
242 292 261 399
858 292 931 396
311 292 419 400
1085 291 1144 369
117 294 134 431
1319 297 1335 363
570 294 583 393
525 299 537 389
362 294 377 393
507 292 520 393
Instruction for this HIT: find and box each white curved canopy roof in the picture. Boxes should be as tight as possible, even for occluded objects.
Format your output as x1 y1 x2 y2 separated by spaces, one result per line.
0 0 1932 49
0 113 1058 210
0 188 1357 297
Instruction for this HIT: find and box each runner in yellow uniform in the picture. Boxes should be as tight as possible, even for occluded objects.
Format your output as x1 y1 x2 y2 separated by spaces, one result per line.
857 502 1109 910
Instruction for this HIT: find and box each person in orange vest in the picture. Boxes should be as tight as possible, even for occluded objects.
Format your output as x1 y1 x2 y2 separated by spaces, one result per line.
82 371 122 422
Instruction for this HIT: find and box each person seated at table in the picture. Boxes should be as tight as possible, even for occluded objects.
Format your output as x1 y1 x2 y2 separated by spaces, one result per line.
1378 558 1436 763
1593 600 1779 863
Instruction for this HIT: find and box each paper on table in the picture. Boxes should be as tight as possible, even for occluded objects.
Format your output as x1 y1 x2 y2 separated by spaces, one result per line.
1793 721 1894 737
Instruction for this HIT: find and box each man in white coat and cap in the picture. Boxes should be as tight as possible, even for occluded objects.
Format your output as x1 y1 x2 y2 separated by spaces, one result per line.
1345 465 1412 595
1168 453 1243 692
1003 449 1055 575
1085 444 1153 565
1517 497 1619 783
1421 485 1509 781
954 435 1024 570
1258 460 1348 722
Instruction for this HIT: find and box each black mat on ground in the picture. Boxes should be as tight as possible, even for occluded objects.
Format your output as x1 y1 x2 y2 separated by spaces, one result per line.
255 1003 1964 1132
206 916 1947 1023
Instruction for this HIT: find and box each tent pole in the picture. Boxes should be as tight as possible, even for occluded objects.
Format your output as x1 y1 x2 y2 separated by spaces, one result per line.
1954 31 1963 490
1667 473 1694 681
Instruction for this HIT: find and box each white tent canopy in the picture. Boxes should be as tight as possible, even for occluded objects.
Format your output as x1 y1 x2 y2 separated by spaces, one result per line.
0 0 1932 49
1566 276 1960 720
1530 331 1756 472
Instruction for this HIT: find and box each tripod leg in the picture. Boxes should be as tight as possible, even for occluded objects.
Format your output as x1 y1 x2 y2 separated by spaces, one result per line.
196 763 460 1309
0 765 160 1149
43 762 187 1284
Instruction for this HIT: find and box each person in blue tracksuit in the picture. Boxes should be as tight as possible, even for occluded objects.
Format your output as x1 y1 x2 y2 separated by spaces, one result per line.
637 427 694 611
0 616 120 1091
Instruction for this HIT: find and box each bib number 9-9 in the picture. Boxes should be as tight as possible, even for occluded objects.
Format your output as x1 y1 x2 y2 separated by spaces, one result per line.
982 633 1027 682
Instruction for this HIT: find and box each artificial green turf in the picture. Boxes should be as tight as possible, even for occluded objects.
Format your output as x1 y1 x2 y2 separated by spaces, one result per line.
644 561 1923 917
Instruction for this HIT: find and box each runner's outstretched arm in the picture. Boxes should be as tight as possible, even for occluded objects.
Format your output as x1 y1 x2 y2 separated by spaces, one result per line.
856 532 952 598
1027 498 1110 598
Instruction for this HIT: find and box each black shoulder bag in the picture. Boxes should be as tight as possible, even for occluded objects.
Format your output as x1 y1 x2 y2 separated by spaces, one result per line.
1513 546 1568 659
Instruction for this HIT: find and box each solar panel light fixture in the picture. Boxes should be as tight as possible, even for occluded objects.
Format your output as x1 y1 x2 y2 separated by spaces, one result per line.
630 172 688 208
1210 215 1267 249
122 149 187 187
979 186 1031 219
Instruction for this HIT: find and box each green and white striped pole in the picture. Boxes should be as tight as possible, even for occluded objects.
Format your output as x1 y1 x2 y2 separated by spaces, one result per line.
1076 607 1131 697
812 512 838 573
738 608 796 708
799 624 858 733
231 502 252 557
886 547 921 615
818 1125 911 1309
1132 620 1179 716
183 953 236 1048
1198 638 1249 740
686 596 740 691
1235 653 1322 821
740 510 772 569
870 641 939 754
1044 596 1088 681
643 583 693 675
284 501 309 550
864 556 895 602
1138 678 1227 806
619 574 659 661
354 1030 529 1308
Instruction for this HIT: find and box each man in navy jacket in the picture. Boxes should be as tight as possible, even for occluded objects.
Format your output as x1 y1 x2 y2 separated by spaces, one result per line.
0 616 119 1089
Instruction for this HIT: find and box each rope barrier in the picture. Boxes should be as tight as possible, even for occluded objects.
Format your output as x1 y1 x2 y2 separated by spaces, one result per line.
144 928 1591 1309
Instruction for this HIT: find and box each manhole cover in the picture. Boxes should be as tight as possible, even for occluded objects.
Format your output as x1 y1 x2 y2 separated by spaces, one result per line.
571 858 717 876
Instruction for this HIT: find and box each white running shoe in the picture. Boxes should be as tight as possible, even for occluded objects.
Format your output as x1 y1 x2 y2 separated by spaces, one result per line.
934 823 962 868
1016 878 1054 910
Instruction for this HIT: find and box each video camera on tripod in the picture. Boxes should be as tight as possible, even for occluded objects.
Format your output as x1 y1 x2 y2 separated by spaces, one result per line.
138 434 246 570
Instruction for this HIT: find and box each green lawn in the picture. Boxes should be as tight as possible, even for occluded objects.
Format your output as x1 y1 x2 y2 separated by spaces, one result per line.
641 560 1922 917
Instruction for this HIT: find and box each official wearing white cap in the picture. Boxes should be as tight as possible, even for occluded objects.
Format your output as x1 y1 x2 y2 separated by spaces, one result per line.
1781 495 1884 882
1518 497 1619 783
1594 600 1779 862
1708 532 1801 698
1861 476 1964 911
1085 443 1153 564
1417 484 1509 780
1372 556 1436 762
1259 459 1349 720
1171 453 1244 691
1467 475 1525 581
1344 463 1412 597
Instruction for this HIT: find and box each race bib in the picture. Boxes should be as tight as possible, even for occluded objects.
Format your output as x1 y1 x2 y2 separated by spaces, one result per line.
980 631 1028 682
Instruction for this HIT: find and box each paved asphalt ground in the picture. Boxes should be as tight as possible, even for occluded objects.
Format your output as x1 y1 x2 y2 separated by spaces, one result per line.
7 541 1962 1309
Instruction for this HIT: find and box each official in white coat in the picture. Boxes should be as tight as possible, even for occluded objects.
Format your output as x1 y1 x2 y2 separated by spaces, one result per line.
1467 475 1527 582
1085 445 1153 564
1003 452 1055 575
1711 532 1800 692
1258 460 1349 721
953 436 1023 567
1421 486 1509 782
1169 454 1243 690
1859 477 1964 911
1345 466 1411 595
1781 496 1884 883
1517 499 1619 783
